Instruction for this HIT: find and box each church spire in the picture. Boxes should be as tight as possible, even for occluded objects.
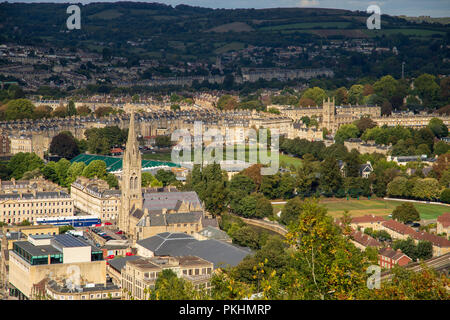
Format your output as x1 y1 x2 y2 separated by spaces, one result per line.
118 111 142 236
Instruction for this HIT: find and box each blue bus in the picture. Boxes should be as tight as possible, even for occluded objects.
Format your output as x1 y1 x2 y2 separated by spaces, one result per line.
36 215 101 227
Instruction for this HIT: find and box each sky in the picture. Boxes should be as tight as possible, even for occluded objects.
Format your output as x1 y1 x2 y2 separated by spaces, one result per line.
5 0 450 17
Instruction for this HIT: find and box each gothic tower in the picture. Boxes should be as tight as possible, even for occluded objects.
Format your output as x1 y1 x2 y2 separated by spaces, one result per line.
322 97 336 133
119 111 142 234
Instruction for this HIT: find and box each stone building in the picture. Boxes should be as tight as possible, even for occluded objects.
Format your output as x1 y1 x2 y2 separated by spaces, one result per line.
118 113 209 243
121 255 213 300
0 190 73 225
71 177 120 221
8 234 105 299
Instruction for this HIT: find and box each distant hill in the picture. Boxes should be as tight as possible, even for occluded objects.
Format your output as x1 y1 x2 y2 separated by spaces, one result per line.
398 16 450 25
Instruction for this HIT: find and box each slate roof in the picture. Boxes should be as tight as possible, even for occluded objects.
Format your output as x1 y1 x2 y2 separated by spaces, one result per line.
137 232 252 268
142 191 201 211
108 255 141 272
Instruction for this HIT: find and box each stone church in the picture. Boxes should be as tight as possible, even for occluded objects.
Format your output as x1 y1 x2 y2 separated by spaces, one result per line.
118 112 216 243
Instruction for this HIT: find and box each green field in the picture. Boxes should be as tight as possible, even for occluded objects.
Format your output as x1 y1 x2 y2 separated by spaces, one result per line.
153 145 302 169
142 152 172 162
365 28 446 37
260 21 351 31
272 199 448 220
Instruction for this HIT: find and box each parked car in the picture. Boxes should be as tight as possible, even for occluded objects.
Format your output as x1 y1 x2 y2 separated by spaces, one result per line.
106 255 115 260
104 222 112 226
115 231 123 235
125 252 134 256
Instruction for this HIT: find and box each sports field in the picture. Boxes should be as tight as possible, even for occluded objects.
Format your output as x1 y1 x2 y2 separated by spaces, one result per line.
272 199 448 220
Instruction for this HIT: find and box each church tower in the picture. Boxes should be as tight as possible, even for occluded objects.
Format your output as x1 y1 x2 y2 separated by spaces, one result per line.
322 97 336 133
118 111 142 234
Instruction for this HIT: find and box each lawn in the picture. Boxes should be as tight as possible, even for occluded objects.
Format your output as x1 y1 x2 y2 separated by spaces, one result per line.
271 199 448 220
260 21 351 31
364 28 446 38
164 145 302 168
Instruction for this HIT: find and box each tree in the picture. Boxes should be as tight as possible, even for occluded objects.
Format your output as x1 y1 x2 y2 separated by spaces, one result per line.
155 135 172 148
319 156 343 196
55 158 71 186
105 173 119 189
229 174 256 195
412 178 441 201
373 75 398 103
414 74 440 107
434 141 449 156
155 169 176 186
5 99 35 120
334 124 359 144
52 105 67 118
348 84 364 105
76 105 91 116
67 100 77 116
49 132 80 160
241 164 263 190
232 225 261 249
298 97 316 108
254 193 273 219
216 95 238 110
149 269 202 300
387 176 409 198
354 117 377 135
42 161 58 183
7 152 44 179
65 162 85 186
440 188 450 203
416 241 433 260
34 105 52 119
301 87 327 106
392 238 417 260
428 118 448 139
285 200 371 299
334 87 348 105
392 203 420 223
94 106 114 118
370 265 449 300
82 160 107 179
280 197 303 226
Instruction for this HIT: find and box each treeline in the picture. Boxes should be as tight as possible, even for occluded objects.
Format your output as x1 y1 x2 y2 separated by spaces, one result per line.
0 98 123 121
335 117 449 157
269 74 450 113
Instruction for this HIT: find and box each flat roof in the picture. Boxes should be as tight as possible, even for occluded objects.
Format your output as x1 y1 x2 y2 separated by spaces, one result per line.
14 241 61 257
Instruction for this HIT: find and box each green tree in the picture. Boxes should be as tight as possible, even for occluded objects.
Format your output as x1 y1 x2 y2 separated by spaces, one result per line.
155 169 176 186
82 160 107 179
428 118 448 139
65 162 86 186
7 152 44 179
301 87 327 106
348 84 364 105
280 197 303 226
412 178 441 201
414 74 440 107
67 100 77 116
319 156 343 196
105 173 119 189
334 124 359 144
6 99 35 120
440 188 450 203
392 203 420 223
